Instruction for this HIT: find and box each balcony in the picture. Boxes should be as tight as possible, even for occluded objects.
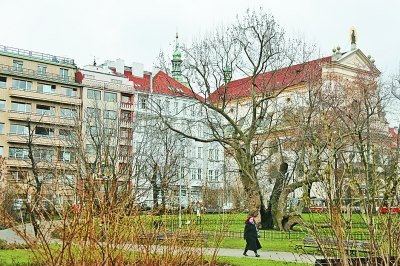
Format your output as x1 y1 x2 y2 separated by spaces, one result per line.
7 133 76 147
6 157 75 169
189 179 203 187
120 119 134 127
0 63 78 85
6 157 31 168
82 78 134 94
8 87 81 105
121 102 135 111
0 44 75 66
8 111 77 126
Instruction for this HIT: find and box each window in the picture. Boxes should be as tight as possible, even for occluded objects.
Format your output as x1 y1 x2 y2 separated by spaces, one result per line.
59 129 72 138
104 128 115 136
119 145 130 157
197 147 203 159
38 173 52 183
104 110 116 120
0 123 4 134
37 65 47 75
10 124 28 135
86 107 100 118
63 174 75 186
165 100 170 113
11 101 31 113
12 79 32 91
0 77 6 88
35 126 54 136
197 124 203 138
139 95 147 109
13 60 23 71
62 87 77 97
215 170 219 181
60 68 68 80
0 146 3 156
87 126 99 137
37 83 56 94
191 105 195 116
173 102 178 114
208 170 213 181
121 111 131 121
0 100 5 111
120 129 129 139
182 103 187 115
87 89 101 100
9 147 29 159
34 148 53 162
208 149 214 160
104 92 117 102
197 168 202 180
59 150 74 162
61 108 77 118
9 171 28 181
191 168 196 180
86 144 95 154
111 79 122 84
36 105 55 116
215 149 219 161
121 94 131 103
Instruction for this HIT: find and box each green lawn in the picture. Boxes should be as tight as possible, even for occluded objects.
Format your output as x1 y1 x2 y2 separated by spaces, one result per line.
0 249 312 266
217 256 312 266
218 257 314 266
0 249 36 266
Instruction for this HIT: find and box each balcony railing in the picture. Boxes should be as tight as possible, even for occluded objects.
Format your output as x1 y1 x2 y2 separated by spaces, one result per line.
82 78 135 93
8 110 78 126
0 63 76 83
7 133 76 147
121 102 135 110
0 44 75 65
8 87 81 105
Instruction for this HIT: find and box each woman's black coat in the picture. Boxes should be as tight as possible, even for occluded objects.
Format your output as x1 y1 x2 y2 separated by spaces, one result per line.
243 221 261 251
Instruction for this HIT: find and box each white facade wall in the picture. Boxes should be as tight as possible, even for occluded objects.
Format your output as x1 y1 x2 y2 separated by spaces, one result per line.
81 63 226 209
133 91 225 208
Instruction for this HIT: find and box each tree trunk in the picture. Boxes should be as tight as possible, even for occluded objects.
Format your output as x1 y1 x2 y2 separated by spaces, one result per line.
267 162 288 229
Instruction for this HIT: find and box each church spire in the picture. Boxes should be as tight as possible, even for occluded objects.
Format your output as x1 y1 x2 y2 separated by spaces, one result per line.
171 33 183 83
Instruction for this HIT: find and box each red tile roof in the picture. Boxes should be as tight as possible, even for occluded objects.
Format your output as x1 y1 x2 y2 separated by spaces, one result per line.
207 56 331 103
389 127 399 143
151 71 202 99
124 70 151 90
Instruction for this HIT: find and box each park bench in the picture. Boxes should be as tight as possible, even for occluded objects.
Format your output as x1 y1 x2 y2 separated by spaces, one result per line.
295 237 379 255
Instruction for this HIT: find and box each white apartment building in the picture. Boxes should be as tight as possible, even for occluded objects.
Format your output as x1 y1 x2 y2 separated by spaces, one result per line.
79 56 225 209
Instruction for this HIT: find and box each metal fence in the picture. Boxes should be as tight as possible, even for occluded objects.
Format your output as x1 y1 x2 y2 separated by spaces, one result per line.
158 218 373 241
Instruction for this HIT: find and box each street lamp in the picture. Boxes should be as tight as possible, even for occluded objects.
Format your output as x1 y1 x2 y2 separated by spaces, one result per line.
178 139 184 228
179 176 182 228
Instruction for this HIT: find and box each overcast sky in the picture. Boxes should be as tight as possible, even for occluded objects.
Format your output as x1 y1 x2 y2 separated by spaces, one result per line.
1 0 399 124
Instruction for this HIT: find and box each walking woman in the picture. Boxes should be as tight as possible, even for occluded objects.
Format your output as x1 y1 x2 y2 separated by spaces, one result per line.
243 210 261 257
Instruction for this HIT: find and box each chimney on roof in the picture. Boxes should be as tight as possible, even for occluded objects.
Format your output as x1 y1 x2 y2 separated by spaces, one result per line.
132 62 144 77
115 59 125 74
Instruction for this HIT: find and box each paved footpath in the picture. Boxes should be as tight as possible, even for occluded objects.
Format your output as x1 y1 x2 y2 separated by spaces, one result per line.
1 226 322 264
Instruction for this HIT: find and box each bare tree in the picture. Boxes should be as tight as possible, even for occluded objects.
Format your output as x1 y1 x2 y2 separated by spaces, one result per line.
157 9 314 229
